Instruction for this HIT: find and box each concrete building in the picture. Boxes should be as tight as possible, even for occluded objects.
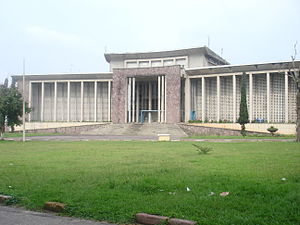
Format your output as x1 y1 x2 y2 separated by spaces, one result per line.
12 46 299 125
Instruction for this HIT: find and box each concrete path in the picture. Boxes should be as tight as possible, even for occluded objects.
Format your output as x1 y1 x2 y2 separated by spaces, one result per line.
0 206 114 225
5 135 158 141
4 135 294 142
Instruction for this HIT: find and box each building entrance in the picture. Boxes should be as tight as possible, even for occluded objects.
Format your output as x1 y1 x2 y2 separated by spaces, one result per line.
127 75 166 123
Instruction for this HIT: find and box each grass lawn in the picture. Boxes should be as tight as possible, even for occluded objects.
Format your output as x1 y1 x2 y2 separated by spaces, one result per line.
0 141 299 225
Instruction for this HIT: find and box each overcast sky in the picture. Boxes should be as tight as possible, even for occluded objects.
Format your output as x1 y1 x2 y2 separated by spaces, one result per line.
1 0 299 81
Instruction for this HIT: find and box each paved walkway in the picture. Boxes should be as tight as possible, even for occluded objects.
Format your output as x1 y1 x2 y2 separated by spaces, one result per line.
0 206 114 225
4 135 295 142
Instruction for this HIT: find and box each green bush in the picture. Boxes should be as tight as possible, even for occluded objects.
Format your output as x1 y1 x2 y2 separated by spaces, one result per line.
192 144 213 154
267 126 278 136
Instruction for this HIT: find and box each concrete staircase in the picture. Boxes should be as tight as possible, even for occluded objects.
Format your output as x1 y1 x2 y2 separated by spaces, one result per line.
81 123 188 137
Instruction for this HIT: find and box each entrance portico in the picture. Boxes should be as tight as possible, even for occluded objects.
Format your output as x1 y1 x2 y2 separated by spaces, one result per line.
126 75 166 123
111 66 182 124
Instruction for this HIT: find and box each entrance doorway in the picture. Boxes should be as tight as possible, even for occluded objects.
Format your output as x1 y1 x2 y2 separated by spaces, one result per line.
127 75 166 123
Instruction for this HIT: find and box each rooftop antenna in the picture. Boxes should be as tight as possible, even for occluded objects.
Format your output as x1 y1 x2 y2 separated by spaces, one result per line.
69 64 73 72
207 36 210 48
22 58 26 142
221 48 223 57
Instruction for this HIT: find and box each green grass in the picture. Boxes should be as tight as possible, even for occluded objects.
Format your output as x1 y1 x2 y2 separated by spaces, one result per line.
0 141 299 225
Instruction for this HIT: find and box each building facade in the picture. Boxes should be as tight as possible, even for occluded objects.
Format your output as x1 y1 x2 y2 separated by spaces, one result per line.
12 47 299 124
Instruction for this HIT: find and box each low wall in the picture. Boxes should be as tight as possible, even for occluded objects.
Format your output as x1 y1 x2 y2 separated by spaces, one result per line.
12 122 109 134
187 123 296 135
179 124 251 136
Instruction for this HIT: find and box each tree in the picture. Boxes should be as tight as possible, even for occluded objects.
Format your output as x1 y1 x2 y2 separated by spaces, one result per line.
0 84 8 139
288 42 300 142
0 80 30 139
237 72 249 136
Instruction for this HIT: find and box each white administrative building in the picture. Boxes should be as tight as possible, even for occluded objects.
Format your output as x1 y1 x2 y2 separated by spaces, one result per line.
12 46 299 125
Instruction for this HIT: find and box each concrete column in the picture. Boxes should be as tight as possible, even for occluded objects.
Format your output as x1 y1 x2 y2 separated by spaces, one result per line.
140 83 143 114
67 81 70 122
148 81 152 123
201 77 205 122
108 81 111 121
158 76 161 123
136 82 140 122
164 75 167 123
285 71 289 123
28 82 32 122
80 81 84 122
128 78 132 123
249 73 253 123
100 83 103 122
54 81 57 122
141 83 144 111
217 75 220 122
184 77 191 122
41 82 44 122
233 75 236 123
94 81 97 122
266 72 270 123
161 76 165 122
132 78 136 123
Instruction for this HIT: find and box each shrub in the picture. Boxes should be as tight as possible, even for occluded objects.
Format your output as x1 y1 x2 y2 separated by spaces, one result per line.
188 120 202 123
192 144 213 154
267 126 278 136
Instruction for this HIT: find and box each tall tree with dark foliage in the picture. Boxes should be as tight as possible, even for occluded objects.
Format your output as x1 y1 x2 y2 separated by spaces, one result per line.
237 72 249 136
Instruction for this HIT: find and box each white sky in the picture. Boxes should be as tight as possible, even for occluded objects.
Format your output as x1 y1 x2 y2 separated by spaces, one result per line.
0 0 299 81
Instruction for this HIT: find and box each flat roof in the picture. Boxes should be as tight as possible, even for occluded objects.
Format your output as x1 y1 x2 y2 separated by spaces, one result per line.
104 46 229 65
11 72 113 81
186 60 300 75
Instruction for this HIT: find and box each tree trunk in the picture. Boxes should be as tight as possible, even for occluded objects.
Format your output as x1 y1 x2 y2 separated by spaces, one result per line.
241 124 246 137
296 89 300 142
0 127 4 140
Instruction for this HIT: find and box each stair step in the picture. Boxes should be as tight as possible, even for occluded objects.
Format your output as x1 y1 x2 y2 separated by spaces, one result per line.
81 123 187 137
